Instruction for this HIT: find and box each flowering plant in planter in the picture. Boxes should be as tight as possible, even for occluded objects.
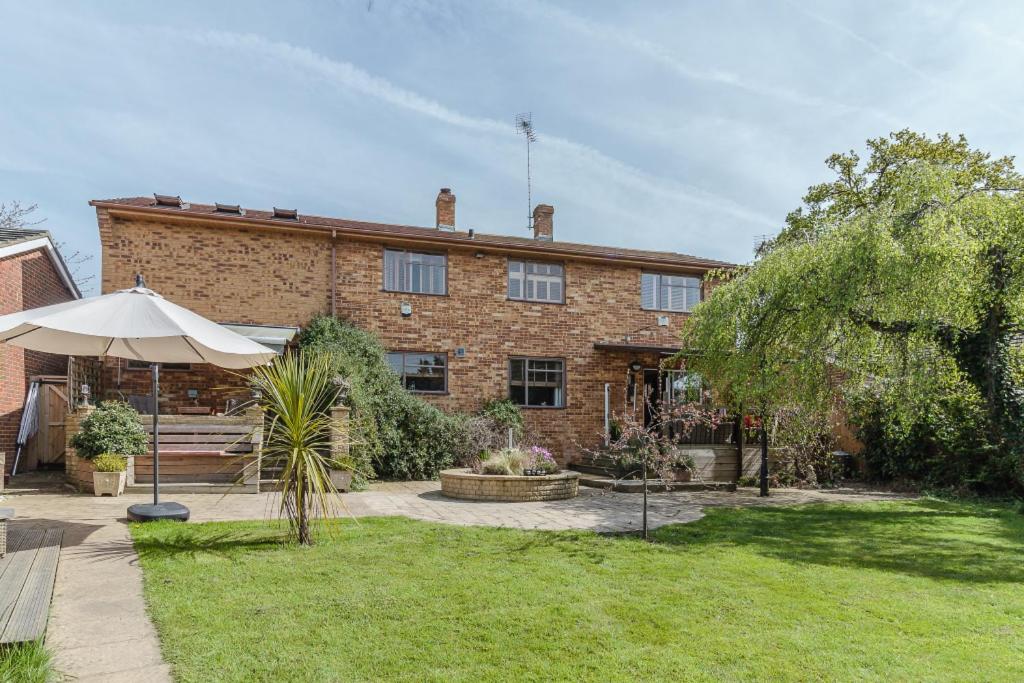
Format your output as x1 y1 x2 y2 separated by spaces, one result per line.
523 446 558 476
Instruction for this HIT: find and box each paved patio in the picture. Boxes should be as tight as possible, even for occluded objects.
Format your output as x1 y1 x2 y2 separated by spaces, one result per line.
2 473 908 681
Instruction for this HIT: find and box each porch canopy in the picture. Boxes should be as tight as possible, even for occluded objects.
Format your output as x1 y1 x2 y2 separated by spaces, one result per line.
592 341 681 355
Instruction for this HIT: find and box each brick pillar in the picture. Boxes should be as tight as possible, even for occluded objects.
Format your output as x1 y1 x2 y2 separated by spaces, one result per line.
64 404 95 492
330 406 350 460
329 405 352 491
246 403 263 490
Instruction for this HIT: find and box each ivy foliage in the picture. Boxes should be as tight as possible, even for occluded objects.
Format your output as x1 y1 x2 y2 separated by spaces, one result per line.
70 400 149 459
681 131 1024 493
298 316 468 480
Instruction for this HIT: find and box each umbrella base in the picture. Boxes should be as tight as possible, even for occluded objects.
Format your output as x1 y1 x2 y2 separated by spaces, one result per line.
127 502 191 523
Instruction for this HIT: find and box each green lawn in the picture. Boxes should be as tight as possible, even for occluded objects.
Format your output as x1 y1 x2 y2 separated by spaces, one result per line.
131 500 1024 682
0 640 56 683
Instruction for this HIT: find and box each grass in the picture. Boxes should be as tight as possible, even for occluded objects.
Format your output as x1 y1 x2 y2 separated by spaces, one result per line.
0 641 56 683
131 499 1024 682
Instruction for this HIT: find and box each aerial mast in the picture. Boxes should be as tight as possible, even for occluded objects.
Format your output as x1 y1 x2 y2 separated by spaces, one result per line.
515 113 537 231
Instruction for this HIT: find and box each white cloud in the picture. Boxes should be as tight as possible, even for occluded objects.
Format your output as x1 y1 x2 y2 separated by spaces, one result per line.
184 28 778 228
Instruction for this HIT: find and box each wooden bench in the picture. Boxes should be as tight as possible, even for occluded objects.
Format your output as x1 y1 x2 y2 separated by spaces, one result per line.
0 525 63 643
135 416 261 488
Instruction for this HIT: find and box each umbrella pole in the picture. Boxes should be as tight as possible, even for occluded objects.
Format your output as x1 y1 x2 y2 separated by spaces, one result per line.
152 363 160 505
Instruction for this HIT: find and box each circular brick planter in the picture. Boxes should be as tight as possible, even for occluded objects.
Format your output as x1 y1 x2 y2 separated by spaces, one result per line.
440 468 580 502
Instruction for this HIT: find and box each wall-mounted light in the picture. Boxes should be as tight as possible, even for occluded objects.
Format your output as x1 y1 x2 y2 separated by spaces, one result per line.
629 361 643 372
400 302 413 317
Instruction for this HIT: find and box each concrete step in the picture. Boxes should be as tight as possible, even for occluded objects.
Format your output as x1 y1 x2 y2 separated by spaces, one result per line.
569 463 618 477
125 482 258 495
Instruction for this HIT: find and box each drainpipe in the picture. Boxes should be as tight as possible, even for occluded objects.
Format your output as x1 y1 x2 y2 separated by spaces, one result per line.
603 383 611 446
330 230 337 316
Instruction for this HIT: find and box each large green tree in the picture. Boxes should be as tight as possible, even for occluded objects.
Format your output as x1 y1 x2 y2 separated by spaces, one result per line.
681 131 1024 491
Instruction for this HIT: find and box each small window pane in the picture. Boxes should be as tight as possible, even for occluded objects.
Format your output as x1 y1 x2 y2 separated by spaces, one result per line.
527 385 558 406
641 273 657 309
508 275 521 299
386 352 404 375
510 359 525 382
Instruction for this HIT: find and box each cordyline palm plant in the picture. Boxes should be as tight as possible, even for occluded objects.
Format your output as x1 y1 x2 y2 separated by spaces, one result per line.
250 350 347 545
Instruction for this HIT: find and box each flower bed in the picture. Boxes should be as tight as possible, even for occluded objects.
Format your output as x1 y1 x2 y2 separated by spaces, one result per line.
440 468 579 502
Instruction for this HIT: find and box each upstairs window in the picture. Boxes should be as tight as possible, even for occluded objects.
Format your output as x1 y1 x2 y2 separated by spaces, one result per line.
508 260 565 303
641 273 701 312
387 351 447 393
509 357 565 407
384 249 447 295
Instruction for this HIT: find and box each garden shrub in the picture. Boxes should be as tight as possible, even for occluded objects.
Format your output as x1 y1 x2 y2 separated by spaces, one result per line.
853 386 1014 494
298 315 467 480
70 401 148 459
478 448 527 475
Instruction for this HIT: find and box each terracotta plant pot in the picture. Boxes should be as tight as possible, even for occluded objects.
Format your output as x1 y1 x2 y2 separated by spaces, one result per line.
93 471 127 497
329 470 353 492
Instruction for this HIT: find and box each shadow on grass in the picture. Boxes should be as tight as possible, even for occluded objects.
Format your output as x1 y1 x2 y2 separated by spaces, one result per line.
652 498 1024 583
132 523 289 562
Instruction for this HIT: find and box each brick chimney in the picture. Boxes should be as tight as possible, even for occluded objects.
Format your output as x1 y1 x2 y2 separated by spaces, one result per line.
436 188 455 229
532 204 554 241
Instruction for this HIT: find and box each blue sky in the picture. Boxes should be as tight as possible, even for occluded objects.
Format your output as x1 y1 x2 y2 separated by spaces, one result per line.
2 1 1023 294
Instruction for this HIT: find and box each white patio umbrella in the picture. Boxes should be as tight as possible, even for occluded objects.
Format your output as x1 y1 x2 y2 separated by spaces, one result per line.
0 275 276 521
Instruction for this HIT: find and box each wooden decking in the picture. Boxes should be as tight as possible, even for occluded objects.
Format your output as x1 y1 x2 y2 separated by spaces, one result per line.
0 526 62 643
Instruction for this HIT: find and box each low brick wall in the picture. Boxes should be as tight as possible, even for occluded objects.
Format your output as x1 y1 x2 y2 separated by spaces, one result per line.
440 468 579 502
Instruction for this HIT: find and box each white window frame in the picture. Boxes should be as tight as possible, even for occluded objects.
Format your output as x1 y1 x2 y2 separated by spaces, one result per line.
508 260 565 303
641 272 701 312
384 249 447 295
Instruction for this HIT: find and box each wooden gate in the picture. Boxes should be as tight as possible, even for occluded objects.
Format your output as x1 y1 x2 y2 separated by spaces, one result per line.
21 377 68 470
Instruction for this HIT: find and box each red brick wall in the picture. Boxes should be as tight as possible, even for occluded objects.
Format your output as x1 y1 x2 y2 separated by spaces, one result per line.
99 209 710 462
0 247 77 469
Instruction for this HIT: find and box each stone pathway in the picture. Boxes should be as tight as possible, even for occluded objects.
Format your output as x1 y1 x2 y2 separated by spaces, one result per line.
1 473 908 681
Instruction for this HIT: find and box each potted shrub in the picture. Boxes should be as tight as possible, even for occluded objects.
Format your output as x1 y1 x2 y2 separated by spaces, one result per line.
92 453 128 497
70 400 148 491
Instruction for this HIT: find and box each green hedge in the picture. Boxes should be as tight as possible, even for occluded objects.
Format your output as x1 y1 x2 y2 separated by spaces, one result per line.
298 316 469 480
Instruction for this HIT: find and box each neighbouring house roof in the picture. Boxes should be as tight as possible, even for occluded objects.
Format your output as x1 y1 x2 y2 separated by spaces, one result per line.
90 196 735 272
0 227 81 299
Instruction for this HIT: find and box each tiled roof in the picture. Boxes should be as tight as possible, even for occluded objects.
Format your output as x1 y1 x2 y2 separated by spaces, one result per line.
0 226 51 248
90 196 735 270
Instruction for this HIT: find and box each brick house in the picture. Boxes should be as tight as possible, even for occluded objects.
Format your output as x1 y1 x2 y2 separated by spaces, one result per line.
90 191 732 466
0 227 80 471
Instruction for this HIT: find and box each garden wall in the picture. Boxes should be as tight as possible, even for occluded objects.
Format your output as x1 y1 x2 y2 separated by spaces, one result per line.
441 469 579 501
